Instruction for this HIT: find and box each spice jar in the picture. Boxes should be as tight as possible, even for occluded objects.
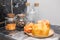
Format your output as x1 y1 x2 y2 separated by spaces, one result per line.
5 13 16 31
16 13 26 28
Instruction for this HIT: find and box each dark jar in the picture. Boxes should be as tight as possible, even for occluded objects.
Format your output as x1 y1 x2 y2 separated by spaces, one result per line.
16 13 26 28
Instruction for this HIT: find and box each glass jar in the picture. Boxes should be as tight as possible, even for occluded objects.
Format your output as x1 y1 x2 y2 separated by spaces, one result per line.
34 3 41 22
25 2 35 23
16 13 26 28
5 13 16 31
25 2 31 14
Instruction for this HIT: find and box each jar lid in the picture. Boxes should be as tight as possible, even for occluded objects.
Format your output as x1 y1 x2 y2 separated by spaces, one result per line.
34 3 39 7
25 2 30 6
7 13 15 18
17 14 25 17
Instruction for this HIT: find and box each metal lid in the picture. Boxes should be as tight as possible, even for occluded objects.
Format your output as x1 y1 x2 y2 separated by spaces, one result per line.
25 2 30 6
34 3 39 7
17 14 25 17
7 13 15 18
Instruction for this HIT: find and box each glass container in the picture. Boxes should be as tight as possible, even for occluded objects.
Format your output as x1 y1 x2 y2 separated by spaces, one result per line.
5 13 16 31
16 13 26 28
34 3 40 22
25 2 35 23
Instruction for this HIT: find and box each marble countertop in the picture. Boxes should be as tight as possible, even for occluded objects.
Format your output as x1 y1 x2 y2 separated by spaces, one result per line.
0 25 60 40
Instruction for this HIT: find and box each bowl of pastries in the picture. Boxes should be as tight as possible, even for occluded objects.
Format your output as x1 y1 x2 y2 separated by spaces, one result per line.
24 20 54 38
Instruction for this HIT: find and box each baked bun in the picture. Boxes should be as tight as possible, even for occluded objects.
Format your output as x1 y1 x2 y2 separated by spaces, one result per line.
24 20 50 37
32 23 43 36
37 20 50 29
24 22 34 33
37 20 50 36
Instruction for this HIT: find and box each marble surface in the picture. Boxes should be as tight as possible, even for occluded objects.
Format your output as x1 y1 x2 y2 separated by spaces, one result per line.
0 25 60 40
8 31 60 40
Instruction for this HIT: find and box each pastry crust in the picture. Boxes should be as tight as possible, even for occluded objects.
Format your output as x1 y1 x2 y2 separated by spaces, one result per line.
24 20 50 37
24 22 34 33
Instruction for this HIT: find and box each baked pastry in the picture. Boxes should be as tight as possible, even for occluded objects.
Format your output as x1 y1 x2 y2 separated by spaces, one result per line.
37 20 50 28
24 22 34 33
36 20 50 36
32 23 43 36
24 20 50 37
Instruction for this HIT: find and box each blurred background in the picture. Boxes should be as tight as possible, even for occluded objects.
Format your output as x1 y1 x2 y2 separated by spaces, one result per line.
0 0 27 27
0 0 60 26
27 0 60 26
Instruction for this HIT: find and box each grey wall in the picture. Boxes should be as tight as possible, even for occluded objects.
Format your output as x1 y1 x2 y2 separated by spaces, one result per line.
27 0 60 26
